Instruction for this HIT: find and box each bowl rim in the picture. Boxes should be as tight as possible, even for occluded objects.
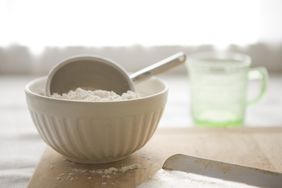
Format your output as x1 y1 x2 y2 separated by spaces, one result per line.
25 76 168 104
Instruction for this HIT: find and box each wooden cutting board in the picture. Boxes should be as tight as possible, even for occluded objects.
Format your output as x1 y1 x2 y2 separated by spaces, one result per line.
28 128 282 188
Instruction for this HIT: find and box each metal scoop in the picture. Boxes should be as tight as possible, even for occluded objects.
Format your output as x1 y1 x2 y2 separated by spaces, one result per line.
45 52 186 96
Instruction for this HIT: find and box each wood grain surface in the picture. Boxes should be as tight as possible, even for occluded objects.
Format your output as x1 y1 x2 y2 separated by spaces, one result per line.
28 128 282 188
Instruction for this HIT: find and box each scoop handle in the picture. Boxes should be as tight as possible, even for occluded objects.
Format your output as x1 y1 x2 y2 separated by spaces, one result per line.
130 52 186 83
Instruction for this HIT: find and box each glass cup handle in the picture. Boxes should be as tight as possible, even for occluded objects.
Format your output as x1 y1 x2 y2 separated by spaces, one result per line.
247 67 268 105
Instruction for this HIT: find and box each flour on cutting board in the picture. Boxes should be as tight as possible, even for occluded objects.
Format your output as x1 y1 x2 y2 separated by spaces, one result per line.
51 88 139 102
54 163 141 185
137 169 259 188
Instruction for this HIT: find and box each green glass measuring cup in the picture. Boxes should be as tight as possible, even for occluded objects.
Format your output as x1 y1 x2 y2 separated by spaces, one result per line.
187 52 268 127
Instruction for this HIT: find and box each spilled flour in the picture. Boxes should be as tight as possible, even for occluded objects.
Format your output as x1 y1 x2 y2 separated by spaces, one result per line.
51 88 138 102
53 163 141 186
137 169 259 188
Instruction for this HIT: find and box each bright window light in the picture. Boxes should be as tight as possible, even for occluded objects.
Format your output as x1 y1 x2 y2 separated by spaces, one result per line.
0 0 261 53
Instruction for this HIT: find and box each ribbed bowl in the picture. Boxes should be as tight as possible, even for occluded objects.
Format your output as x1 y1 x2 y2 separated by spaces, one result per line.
25 77 167 164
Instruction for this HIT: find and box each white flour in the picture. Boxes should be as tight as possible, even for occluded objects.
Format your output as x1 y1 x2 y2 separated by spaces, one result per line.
54 163 141 185
137 169 259 188
51 88 138 102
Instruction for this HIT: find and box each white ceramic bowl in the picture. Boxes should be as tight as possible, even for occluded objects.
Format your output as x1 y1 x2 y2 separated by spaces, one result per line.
25 77 168 164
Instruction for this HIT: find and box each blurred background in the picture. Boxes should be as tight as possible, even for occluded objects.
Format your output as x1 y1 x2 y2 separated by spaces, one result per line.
0 0 282 128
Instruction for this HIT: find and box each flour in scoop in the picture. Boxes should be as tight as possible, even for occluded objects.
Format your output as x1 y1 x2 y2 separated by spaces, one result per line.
51 88 138 102
137 169 259 188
